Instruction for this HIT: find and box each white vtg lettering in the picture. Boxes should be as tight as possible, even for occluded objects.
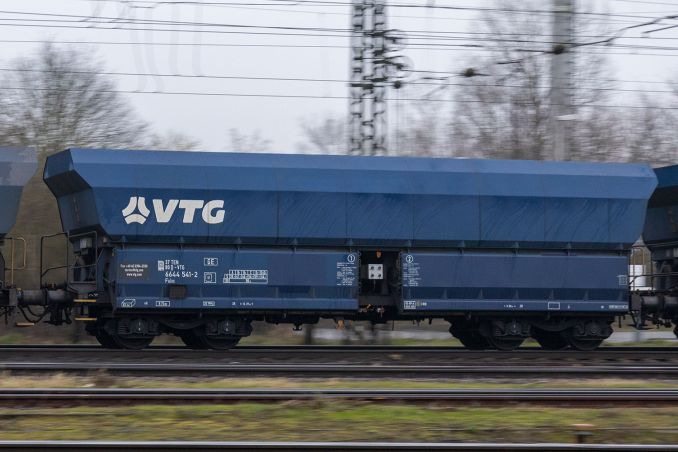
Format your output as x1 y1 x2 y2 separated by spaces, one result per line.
123 197 225 225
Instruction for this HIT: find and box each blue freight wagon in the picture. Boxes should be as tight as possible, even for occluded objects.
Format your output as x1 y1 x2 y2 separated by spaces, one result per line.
35 148 657 350
632 164 678 330
0 147 36 301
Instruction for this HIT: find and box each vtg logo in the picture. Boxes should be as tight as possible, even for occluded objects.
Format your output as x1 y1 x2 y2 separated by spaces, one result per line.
122 196 226 225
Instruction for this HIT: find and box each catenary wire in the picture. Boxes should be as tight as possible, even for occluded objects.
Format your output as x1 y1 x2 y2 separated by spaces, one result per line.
0 67 676 95
1 86 677 110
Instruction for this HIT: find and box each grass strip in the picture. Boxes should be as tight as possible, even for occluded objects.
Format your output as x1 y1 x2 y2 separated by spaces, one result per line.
0 403 677 443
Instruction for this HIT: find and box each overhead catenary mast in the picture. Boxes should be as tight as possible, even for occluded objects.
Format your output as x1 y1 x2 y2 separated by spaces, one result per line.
550 0 575 161
349 0 388 155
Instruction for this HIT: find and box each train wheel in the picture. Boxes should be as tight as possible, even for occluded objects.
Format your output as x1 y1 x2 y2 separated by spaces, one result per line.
487 337 524 351
532 328 568 350
455 332 491 350
562 321 610 351
562 326 603 351
110 335 154 350
95 331 122 349
563 335 603 351
449 321 490 350
179 331 209 349
196 335 241 350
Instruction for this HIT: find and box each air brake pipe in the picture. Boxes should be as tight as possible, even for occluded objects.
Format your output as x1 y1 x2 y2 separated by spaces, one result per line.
13 289 72 306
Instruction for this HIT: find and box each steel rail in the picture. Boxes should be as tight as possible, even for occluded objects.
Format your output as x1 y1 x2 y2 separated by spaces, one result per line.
0 345 676 363
2 345 678 377
1 388 678 405
0 441 676 451
0 345 675 353
1 361 678 377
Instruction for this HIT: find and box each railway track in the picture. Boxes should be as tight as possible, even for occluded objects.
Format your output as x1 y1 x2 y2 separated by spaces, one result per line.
2 361 678 377
1 345 677 377
0 345 677 362
1 344 676 354
1 388 677 406
0 442 676 451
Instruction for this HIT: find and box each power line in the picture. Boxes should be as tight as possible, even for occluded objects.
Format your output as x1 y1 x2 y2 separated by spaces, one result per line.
0 85 351 99
1 9 675 40
74 1 670 30
3 15 678 58
411 68 673 83
1 6 672 36
4 35 678 58
0 67 352 83
81 0 678 21
0 6 674 98
2 8 678 45
74 0 677 25
470 10 678 65
1 85 677 111
0 10 350 34
0 21 352 38
0 67 675 95
2 3 501 24
5 21 678 58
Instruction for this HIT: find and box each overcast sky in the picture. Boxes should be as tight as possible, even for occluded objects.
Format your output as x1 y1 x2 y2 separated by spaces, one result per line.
1 0 677 152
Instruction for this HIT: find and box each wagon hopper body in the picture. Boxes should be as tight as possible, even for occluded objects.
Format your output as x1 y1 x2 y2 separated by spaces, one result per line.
0 147 36 305
633 164 678 329
38 149 656 350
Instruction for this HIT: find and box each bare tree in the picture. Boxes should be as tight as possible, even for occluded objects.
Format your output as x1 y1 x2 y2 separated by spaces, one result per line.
622 95 678 166
448 0 618 161
391 88 449 157
228 128 271 153
298 113 347 154
147 130 201 151
0 42 147 157
297 106 448 157
449 1 550 160
0 43 149 311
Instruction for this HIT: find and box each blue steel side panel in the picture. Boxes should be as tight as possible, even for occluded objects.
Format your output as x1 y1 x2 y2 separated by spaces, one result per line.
279 193 346 243
643 164 678 250
0 147 36 237
114 248 358 311
545 199 607 244
44 148 657 249
400 252 629 313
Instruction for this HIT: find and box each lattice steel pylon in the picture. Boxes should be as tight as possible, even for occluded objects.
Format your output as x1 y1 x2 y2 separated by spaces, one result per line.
349 0 388 155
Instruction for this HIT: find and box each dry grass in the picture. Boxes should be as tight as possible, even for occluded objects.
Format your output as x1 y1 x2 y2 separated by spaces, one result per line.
0 373 677 390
